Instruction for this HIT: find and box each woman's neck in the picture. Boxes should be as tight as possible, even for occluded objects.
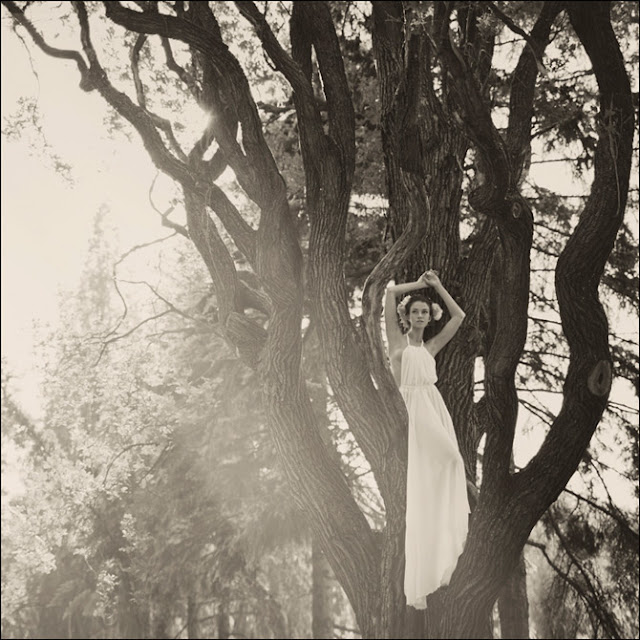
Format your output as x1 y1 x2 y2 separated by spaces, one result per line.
407 329 423 345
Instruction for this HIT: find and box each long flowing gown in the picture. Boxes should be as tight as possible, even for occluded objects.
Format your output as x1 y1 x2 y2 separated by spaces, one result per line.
400 337 470 609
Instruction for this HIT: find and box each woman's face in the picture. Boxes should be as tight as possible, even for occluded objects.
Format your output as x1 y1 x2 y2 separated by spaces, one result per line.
408 301 430 328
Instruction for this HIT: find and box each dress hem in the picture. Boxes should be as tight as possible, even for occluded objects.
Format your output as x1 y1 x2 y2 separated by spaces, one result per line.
405 533 468 610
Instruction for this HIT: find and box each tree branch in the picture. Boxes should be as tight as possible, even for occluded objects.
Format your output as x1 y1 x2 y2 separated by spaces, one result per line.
105 231 180 340
203 184 257 266
562 486 639 544
234 1 317 103
1 1 91 88
298 1 355 157
94 309 174 365
486 1 554 73
161 36 202 104
235 1 329 162
505 1 564 185
515 0 635 516
130 33 148 108
361 177 429 407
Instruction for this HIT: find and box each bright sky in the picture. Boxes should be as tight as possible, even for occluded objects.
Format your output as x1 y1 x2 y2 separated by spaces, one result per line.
1 23 169 414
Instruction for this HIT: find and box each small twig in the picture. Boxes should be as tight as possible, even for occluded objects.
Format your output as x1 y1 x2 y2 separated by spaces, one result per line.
117 279 201 324
104 231 179 340
94 309 173 365
103 441 159 486
519 398 554 425
149 172 190 237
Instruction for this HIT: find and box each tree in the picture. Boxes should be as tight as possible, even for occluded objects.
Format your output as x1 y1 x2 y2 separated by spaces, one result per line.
2 211 353 638
1 1 636 638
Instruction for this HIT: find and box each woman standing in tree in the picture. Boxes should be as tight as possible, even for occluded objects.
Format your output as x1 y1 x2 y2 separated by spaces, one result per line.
385 270 470 609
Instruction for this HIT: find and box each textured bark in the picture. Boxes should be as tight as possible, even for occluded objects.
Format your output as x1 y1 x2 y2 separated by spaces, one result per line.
371 4 503 637
512 0 634 525
371 1 495 487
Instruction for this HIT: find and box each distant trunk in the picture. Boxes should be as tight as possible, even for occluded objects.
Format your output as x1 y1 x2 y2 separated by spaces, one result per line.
497 552 530 639
151 599 171 639
217 600 230 640
187 592 199 639
312 538 335 639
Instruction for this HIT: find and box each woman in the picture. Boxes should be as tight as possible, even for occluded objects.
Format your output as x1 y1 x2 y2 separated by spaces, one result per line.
385 270 470 609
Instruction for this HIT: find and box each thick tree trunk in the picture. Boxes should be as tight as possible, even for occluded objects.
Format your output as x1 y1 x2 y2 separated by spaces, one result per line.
371 5 488 637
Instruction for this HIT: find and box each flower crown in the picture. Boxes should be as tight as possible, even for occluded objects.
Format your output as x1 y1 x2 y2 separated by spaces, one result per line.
396 295 443 330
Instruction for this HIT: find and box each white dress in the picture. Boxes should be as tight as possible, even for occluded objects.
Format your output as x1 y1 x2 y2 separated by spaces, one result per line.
401 337 469 609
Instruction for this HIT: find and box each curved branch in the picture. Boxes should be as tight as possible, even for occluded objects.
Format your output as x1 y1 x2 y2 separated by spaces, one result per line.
235 0 327 158
56 1 194 186
361 177 430 405
103 441 159 486
161 36 202 104
505 1 564 184
515 0 635 518
130 31 188 162
130 33 148 108
1 1 91 86
104 0 282 209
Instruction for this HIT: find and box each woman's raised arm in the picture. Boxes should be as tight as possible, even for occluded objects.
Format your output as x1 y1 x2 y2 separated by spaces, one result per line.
422 271 465 356
384 279 426 349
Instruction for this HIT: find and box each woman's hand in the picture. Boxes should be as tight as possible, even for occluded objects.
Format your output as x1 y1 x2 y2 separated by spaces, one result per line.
420 269 441 288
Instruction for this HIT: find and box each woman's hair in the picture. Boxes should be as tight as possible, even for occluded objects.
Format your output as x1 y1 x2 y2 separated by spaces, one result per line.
397 293 444 340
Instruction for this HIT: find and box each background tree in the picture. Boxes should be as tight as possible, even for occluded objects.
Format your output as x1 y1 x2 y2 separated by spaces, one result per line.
1 1 637 638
